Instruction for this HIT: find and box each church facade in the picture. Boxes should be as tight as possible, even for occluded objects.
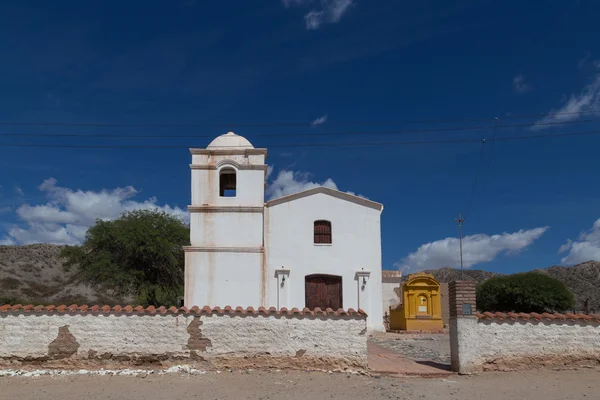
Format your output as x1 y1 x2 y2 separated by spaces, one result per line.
184 132 384 331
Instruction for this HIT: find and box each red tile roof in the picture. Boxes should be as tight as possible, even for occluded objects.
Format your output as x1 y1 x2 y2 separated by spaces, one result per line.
0 304 367 317
476 311 600 322
381 270 402 278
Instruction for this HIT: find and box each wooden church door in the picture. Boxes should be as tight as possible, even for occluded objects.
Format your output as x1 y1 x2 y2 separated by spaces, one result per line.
305 275 343 310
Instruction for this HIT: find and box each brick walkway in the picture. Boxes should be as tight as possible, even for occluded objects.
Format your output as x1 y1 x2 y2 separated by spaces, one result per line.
367 341 452 377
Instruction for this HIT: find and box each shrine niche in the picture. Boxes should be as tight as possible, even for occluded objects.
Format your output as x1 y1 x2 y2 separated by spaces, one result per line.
388 272 443 331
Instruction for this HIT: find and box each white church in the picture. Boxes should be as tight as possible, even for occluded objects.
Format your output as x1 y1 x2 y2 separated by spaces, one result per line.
184 131 385 331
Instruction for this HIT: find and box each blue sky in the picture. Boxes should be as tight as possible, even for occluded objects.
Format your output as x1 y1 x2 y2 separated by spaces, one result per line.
1 0 600 274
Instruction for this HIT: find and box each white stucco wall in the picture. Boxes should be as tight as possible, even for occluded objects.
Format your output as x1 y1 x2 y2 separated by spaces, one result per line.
0 310 367 370
382 281 401 315
189 212 264 247
266 192 384 331
185 251 265 308
450 316 600 373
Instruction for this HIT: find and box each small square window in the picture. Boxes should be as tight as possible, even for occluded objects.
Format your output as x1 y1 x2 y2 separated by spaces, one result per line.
314 220 332 244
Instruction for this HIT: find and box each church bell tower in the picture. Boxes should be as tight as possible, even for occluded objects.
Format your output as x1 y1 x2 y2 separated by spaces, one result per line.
184 132 268 308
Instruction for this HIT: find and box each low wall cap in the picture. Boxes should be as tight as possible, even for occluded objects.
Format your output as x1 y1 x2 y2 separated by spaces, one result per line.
0 304 367 318
476 311 600 322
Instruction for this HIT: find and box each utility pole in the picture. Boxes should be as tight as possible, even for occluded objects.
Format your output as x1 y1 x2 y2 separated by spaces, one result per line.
455 212 465 280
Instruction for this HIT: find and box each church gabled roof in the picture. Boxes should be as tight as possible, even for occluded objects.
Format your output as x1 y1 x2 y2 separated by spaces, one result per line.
265 186 383 212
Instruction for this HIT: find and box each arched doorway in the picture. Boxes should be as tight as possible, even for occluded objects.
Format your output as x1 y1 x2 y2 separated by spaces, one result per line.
305 274 343 310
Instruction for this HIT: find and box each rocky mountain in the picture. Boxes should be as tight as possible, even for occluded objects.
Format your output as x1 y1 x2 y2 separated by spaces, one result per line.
402 262 600 313
0 244 130 305
537 262 600 313
418 267 499 284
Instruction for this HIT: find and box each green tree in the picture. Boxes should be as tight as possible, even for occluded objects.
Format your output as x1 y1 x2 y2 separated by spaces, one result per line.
476 272 575 313
61 210 189 307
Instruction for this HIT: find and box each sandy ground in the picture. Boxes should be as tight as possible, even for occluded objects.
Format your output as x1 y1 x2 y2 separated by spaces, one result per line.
370 332 451 365
2 368 598 400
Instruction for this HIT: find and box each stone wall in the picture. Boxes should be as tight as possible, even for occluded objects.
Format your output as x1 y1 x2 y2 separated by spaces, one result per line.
448 281 600 373
0 305 367 371
453 313 600 373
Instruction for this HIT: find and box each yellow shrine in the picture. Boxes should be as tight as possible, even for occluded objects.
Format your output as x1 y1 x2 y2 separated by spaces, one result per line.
389 272 443 331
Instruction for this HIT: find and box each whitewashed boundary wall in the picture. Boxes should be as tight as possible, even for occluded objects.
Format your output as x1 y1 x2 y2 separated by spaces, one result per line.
0 305 367 371
448 281 600 374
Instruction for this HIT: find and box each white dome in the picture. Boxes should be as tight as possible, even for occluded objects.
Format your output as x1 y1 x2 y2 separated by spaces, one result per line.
207 131 254 149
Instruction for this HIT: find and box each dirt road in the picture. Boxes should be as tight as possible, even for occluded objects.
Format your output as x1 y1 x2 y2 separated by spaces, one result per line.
2 368 598 400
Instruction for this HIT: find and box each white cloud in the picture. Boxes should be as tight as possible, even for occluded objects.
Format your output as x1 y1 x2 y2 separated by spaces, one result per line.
14 186 24 196
0 178 187 246
532 73 600 129
265 168 367 200
0 238 16 246
559 218 600 264
266 170 338 200
513 74 530 94
266 165 275 180
558 239 572 254
305 10 326 30
578 51 591 68
327 0 353 23
311 114 328 126
284 0 354 30
282 0 311 7
396 227 549 272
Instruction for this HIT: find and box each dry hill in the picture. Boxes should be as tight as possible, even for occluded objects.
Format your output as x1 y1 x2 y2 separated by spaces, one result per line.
0 244 131 305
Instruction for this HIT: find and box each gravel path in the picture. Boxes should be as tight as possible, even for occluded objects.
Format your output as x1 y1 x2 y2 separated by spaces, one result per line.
369 333 451 365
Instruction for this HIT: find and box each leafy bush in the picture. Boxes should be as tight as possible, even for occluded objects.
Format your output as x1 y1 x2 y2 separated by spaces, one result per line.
61 210 189 307
476 272 575 313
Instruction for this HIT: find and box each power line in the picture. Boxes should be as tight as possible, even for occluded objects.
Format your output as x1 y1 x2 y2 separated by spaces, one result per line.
465 117 498 220
1 128 600 149
0 119 593 139
465 139 486 218
478 117 498 205
0 109 597 128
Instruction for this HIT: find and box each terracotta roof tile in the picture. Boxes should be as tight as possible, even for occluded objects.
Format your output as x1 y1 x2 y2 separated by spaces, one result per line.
0 303 367 318
506 312 519 320
476 311 599 323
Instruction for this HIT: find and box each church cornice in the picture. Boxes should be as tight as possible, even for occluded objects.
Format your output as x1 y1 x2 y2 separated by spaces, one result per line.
188 205 264 213
189 164 268 171
189 148 268 156
183 246 264 253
